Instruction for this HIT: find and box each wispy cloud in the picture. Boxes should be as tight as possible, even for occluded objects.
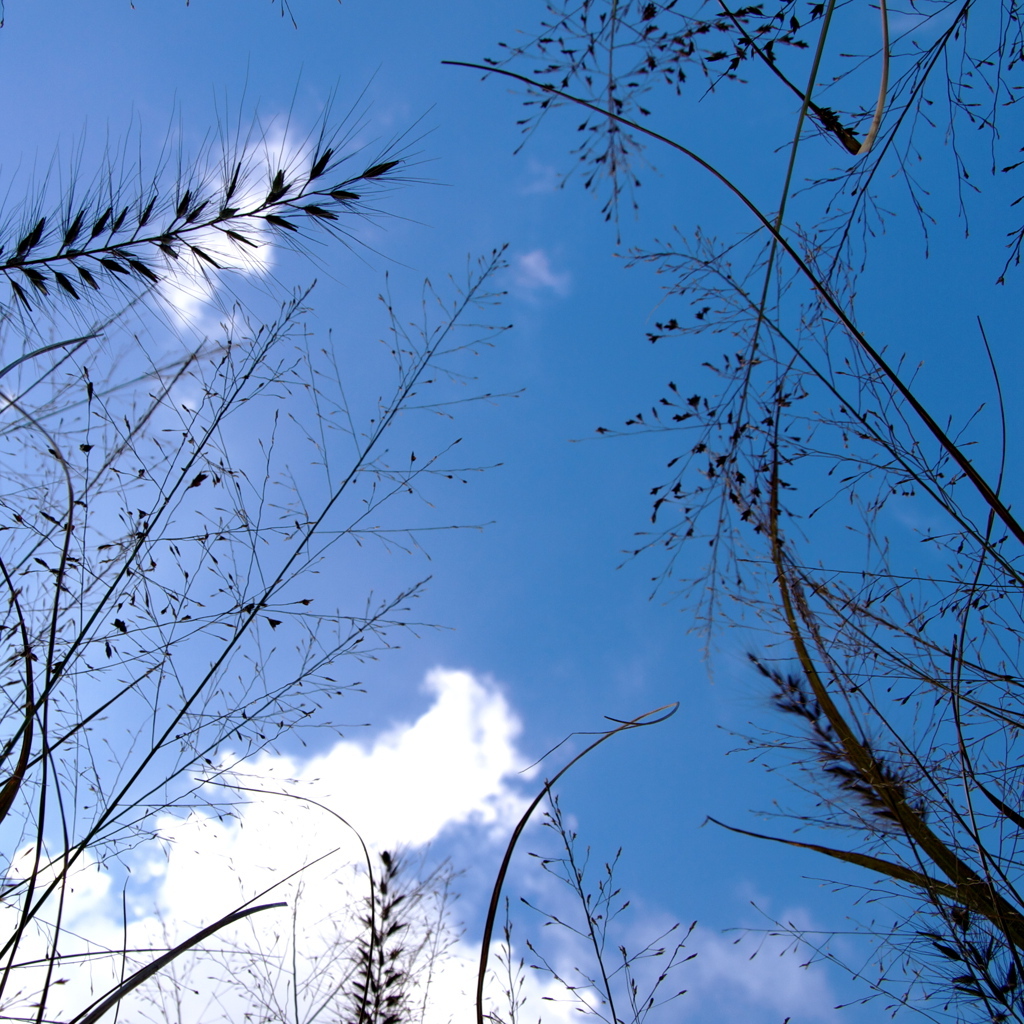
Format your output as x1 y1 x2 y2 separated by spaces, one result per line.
683 922 842 1023
520 158 561 195
512 248 571 298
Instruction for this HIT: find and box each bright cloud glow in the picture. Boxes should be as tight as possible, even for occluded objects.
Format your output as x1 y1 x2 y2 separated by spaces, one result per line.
156 221 272 326
157 120 309 326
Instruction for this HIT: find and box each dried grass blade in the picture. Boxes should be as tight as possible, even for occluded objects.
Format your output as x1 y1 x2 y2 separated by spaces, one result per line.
68 902 286 1024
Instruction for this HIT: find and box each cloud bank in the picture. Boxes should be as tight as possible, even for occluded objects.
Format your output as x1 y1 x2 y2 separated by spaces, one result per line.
23 668 530 1024
16 667 843 1024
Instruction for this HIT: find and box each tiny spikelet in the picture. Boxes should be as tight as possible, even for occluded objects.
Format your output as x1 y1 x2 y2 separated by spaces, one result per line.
362 160 400 179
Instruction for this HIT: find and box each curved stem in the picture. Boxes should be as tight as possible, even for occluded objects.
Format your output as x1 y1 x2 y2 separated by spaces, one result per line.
443 60 1024 550
474 702 678 1024
857 0 890 155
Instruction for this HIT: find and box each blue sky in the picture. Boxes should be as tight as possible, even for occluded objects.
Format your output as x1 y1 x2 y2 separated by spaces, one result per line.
2 2 1019 1022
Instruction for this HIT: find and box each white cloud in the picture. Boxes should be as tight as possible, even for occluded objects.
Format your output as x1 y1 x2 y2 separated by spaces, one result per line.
512 249 571 298
18 668 531 1024
303 665 532 848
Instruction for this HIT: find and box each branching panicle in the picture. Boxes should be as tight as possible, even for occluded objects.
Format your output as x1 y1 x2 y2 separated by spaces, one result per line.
472 0 1024 1017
